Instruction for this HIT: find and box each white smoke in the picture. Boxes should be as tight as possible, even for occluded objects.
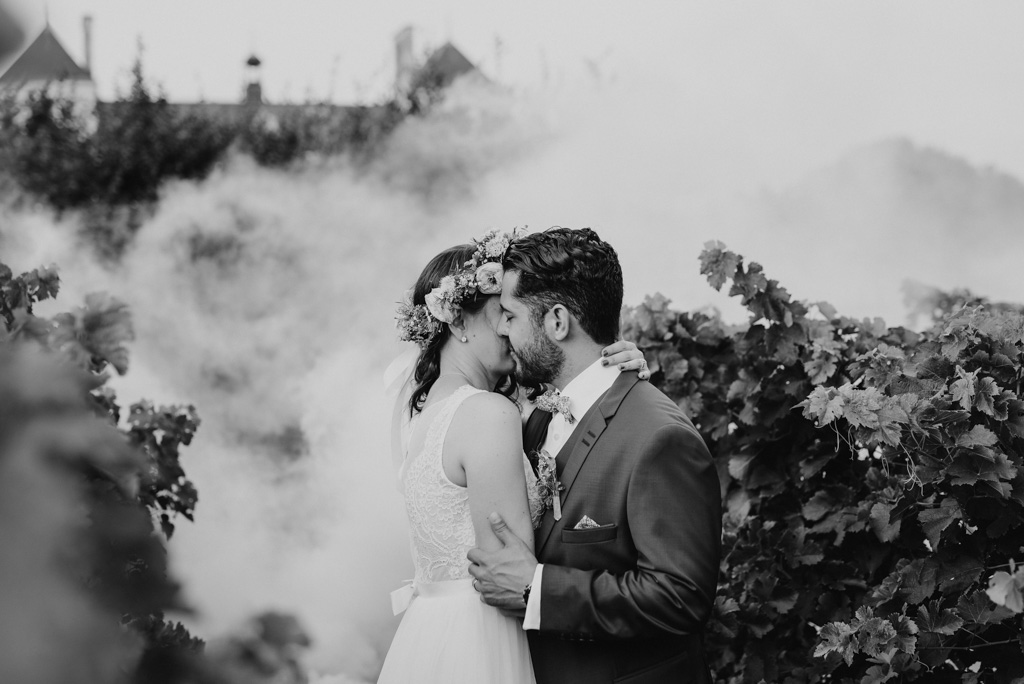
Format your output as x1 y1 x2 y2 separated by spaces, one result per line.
2 72 1022 682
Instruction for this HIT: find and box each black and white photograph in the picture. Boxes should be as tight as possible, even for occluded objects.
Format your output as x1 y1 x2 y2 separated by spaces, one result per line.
1 1 1023 683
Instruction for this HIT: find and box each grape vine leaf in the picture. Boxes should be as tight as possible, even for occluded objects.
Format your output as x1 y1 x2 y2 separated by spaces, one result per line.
815 621 858 665
975 377 1002 417
815 301 838 320
19 266 61 303
899 559 938 605
800 386 844 425
957 590 1014 624
804 354 838 386
986 566 1024 613
800 452 835 480
915 631 951 668
870 397 910 447
946 451 1017 494
917 497 961 551
860 664 896 684
803 490 837 522
728 453 755 482
841 386 883 429
937 555 983 594
1006 398 1024 439
888 613 919 653
950 366 977 411
727 372 759 401
729 262 769 304
858 616 898 659
916 600 964 635
51 293 134 375
699 241 741 291
869 502 902 543
956 425 998 449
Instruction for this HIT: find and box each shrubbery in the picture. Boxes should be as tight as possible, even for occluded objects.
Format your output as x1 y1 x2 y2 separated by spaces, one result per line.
623 242 1024 683
0 59 424 253
0 63 236 211
0 259 312 684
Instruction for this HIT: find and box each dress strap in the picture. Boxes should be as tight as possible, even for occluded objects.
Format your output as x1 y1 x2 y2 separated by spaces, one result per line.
423 385 487 457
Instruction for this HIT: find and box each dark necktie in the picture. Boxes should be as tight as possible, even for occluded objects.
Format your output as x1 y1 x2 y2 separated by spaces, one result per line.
523 408 553 474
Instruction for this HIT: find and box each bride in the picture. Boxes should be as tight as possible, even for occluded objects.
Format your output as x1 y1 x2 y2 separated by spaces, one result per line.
378 230 647 683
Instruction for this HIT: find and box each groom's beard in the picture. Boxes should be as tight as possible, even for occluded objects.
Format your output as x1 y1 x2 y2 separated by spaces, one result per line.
511 330 564 387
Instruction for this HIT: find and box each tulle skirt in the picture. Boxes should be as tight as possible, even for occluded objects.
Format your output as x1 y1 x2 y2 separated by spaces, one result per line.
378 578 536 684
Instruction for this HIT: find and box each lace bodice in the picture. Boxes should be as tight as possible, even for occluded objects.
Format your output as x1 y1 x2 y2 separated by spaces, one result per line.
400 385 544 584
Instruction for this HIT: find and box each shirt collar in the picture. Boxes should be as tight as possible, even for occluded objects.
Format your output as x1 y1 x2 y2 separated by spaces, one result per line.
559 357 619 423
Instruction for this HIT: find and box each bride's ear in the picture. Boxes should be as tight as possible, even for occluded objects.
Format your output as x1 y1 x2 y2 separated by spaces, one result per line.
447 315 468 341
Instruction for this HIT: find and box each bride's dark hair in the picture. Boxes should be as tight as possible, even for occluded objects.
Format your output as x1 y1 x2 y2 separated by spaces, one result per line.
408 244 518 415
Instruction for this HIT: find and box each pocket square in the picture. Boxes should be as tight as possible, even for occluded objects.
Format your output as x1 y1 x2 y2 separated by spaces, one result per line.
574 515 602 530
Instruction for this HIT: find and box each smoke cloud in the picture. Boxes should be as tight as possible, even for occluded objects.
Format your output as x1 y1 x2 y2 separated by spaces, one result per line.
2 72 1022 682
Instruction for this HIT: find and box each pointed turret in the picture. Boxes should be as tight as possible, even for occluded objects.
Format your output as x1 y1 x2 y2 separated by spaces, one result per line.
0 24 90 86
408 42 482 95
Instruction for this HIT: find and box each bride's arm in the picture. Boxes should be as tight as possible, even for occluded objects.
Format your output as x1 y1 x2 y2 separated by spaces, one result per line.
601 340 650 380
450 392 535 554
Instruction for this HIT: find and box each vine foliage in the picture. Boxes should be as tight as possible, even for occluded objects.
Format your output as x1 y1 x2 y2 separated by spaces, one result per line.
622 242 1024 683
0 256 204 679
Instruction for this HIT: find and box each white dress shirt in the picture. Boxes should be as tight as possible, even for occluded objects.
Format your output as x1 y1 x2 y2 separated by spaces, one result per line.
524 357 620 630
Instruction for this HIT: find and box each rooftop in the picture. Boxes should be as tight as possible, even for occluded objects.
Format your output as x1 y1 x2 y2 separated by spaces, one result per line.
0 24 90 85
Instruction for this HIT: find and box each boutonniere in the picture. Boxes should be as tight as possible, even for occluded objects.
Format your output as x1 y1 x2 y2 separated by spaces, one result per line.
536 389 575 424
534 449 564 521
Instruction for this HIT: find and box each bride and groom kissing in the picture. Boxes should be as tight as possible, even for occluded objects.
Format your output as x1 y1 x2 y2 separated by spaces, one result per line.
380 227 721 683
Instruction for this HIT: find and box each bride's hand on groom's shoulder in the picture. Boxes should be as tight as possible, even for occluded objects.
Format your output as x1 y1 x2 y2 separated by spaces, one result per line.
601 340 651 380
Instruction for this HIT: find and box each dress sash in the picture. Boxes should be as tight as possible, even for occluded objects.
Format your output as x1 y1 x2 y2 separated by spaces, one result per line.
391 578 476 615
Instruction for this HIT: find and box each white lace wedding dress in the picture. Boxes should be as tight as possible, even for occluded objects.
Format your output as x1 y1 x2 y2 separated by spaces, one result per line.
378 385 542 684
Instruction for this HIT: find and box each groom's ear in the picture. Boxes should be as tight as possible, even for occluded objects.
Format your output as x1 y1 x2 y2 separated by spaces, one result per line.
546 304 571 342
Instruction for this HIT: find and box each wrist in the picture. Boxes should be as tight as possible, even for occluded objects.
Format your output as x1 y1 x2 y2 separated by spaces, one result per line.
522 583 532 607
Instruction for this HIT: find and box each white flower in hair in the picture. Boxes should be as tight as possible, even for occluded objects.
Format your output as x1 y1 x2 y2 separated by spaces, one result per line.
424 275 459 324
485 237 508 258
396 227 523 347
475 262 504 295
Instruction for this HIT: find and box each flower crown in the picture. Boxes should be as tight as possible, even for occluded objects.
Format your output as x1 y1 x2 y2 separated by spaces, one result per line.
396 228 522 348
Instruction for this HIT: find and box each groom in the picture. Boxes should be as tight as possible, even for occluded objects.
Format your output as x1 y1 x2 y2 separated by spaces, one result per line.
468 227 721 683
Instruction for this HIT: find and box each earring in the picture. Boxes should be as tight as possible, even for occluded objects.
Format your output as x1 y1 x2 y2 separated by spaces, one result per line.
461 336 468 343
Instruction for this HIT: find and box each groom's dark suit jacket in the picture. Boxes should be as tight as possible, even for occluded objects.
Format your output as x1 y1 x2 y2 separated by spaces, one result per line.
524 372 721 684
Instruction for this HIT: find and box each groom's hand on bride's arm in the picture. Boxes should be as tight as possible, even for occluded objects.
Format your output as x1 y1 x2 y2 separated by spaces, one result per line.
467 513 537 610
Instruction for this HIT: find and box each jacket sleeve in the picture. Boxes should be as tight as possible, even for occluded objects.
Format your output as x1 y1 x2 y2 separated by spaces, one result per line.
538 423 722 639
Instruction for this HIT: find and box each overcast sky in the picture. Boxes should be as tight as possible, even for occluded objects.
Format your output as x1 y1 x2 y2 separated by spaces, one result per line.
3 1 1024 181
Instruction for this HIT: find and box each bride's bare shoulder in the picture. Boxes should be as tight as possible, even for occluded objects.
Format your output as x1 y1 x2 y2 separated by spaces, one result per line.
461 390 519 419
447 392 523 468
452 391 520 436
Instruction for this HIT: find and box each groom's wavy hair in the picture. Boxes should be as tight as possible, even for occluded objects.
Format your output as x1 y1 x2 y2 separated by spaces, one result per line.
407 244 519 415
502 227 623 346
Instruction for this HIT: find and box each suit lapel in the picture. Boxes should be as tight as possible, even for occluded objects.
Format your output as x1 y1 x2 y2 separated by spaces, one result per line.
536 372 641 554
523 407 553 474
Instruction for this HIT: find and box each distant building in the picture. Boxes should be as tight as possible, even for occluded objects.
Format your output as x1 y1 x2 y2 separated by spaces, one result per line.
0 19 483 127
0 20 96 116
396 27 485 111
